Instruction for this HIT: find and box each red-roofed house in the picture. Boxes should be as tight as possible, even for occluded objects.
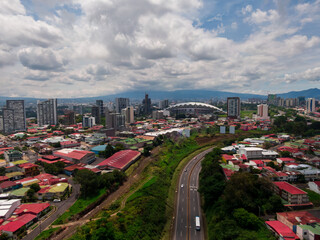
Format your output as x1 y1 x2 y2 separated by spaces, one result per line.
265 220 299 240
53 149 95 164
249 160 264 167
18 163 40 177
97 150 141 171
222 168 235 180
8 213 37 228
13 203 50 218
308 181 320 194
273 181 312 206
37 155 73 165
277 211 320 233
222 154 234 163
0 176 9 183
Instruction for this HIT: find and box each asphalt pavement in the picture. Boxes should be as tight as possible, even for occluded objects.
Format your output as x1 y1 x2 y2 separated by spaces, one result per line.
173 148 212 240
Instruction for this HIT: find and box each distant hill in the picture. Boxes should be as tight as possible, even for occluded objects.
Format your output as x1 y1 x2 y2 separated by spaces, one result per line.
0 88 319 105
277 88 320 99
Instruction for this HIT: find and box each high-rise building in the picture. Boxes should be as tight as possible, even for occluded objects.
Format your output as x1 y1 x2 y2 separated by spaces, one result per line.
227 97 240 119
121 106 134 124
159 99 169 109
3 100 26 134
298 96 306 106
105 109 125 131
0 117 3 131
142 93 151 115
257 104 269 120
64 111 76 126
2 108 14 134
152 110 164 120
267 94 277 105
37 99 57 126
83 116 95 128
115 98 129 113
96 100 104 116
91 105 100 124
306 98 316 113
73 105 83 114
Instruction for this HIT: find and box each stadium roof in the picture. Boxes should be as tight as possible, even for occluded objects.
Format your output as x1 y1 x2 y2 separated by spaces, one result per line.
166 102 224 112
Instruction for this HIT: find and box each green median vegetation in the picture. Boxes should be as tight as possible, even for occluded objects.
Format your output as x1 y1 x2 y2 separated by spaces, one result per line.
199 148 283 240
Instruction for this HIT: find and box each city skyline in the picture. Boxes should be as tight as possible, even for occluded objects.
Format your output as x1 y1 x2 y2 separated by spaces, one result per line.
0 0 320 98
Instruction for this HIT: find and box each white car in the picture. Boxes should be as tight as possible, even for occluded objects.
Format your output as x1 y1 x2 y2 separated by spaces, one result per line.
53 199 61 202
181 184 184 188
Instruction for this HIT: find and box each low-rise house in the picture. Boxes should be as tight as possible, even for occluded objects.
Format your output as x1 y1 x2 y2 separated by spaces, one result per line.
13 203 50 218
0 181 22 192
277 157 296 165
18 163 40 177
296 223 320 240
0 220 26 238
249 160 264 167
265 220 299 240
273 181 312 207
4 150 23 162
277 211 320 233
284 164 320 181
15 177 40 187
60 141 80 149
5 172 24 181
37 182 70 200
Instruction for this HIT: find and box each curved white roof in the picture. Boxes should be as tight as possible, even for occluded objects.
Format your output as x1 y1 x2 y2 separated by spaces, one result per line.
167 102 225 112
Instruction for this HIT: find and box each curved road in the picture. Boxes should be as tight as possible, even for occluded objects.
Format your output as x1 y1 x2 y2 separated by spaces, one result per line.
173 148 212 240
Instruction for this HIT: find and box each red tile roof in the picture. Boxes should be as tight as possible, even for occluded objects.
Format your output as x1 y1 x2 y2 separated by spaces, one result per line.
9 213 37 224
54 149 93 160
278 157 295 162
0 176 9 182
0 181 19 189
98 150 141 170
273 181 307 195
14 203 50 216
265 221 299 240
19 163 38 169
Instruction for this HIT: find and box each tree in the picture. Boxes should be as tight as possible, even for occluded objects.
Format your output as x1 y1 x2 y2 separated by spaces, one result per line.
0 167 6 176
233 208 261 230
26 189 37 202
30 183 40 192
104 144 115 158
74 169 100 197
143 146 151 157
114 143 124 152
280 151 291 158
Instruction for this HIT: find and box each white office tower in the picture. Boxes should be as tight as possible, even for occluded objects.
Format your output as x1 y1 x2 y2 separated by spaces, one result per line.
83 116 95 128
37 99 58 126
121 106 134 124
256 104 269 120
115 98 129 113
306 98 316 113
3 100 26 133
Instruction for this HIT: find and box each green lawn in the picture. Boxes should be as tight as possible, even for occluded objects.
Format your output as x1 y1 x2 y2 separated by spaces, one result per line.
53 188 106 225
34 227 61 240
304 189 320 206
241 110 255 118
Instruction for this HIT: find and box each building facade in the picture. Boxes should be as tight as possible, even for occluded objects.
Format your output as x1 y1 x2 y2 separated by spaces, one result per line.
307 98 316 113
37 99 57 127
115 98 129 113
122 106 134 124
96 100 104 116
142 94 151 115
82 116 95 128
91 105 100 124
227 97 240 119
3 100 26 134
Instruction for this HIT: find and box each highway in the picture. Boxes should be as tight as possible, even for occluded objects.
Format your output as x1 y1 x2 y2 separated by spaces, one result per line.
173 148 212 240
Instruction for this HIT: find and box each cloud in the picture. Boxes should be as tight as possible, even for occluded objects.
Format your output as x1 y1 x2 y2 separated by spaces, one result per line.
241 5 252 15
18 47 66 71
283 67 320 83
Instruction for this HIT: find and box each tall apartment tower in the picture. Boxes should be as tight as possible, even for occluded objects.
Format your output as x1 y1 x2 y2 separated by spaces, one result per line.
143 93 151 115
306 98 316 113
159 99 169 109
227 97 241 119
115 98 129 113
83 116 95 128
3 100 26 134
37 99 57 126
267 94 277 105
96 100 104 116
91 105 100 124
121 106 134 124
257 104 269 120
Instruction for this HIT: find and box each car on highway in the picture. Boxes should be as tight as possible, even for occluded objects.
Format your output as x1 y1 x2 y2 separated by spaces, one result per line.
181 184 184 188
184 169 187 172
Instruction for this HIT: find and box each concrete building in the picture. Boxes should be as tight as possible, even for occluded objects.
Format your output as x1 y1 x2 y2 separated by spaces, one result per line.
273 181 311 206
159 99 169 109
0 117 3 132
115 98 129 113
3 100 26 134
105 110 125 131
152 110 164 120
122 106 134 124
256 104 269 120
142 93 151 115
91 105 100 124
96 100 104 116
297 224 320 240
82 116 95 128
227 97 240 119
307 98 316 113
37 99 57 127
63 110 75 125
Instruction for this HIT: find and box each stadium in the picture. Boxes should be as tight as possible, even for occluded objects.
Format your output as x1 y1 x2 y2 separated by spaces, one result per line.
166 102 225 117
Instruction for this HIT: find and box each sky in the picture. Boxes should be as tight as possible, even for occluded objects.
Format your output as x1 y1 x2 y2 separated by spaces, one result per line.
0 0 319 98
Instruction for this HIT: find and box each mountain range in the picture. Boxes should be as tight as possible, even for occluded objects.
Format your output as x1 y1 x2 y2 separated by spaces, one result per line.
0 88 319 105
